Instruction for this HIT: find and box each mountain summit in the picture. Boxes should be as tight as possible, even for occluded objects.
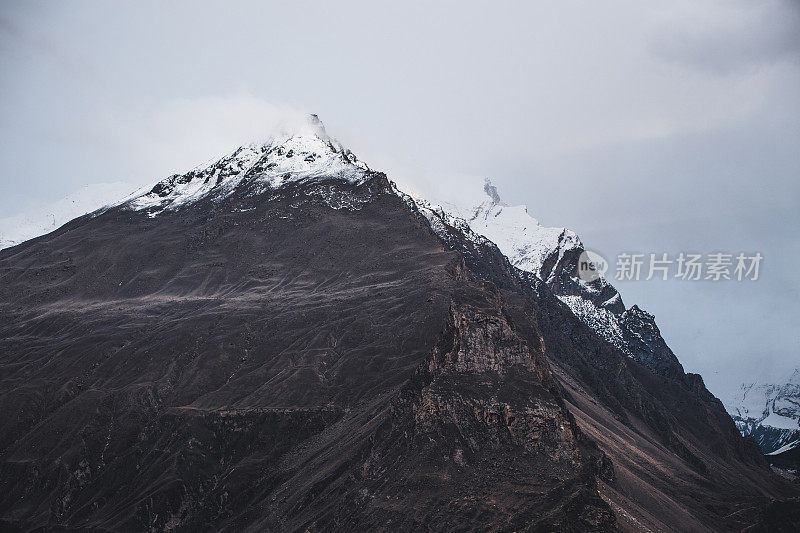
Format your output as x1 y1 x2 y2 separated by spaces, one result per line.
1 119 798 531
125 116 369 217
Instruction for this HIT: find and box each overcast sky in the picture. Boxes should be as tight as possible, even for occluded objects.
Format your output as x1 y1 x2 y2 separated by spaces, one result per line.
1 0 798 398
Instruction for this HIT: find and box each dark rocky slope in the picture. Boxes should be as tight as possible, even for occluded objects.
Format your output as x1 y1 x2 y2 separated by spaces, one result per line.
0 166 797 531
418 196 800 531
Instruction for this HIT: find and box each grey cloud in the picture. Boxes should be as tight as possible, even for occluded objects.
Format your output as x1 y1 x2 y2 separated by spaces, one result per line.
648 0 800 75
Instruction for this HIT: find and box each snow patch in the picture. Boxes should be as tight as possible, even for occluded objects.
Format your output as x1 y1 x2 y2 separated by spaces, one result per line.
124 115 370 217
768 440 800 455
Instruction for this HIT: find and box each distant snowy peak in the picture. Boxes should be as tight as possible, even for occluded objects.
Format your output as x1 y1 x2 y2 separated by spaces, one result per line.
0 182 137 251
467 180 582 282
724 369 800 454
726 370 800 423
125 115 370 217
418 178 580 282
414 177 685 379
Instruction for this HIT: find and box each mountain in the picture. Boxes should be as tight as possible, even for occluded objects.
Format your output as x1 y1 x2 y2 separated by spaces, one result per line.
1 117 798 531
724 370 800 457
413 178 686 380
0 182 136 250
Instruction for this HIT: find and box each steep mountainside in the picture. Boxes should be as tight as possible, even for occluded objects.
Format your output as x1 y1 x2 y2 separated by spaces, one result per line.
414 179 685 380
1 120 798 531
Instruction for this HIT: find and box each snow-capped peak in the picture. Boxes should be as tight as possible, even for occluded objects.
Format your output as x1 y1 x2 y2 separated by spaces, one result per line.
723 368 800 453
468 181 581 281
417 177 580 281
126 114 370 216
410 176 693 379
724 371 800 424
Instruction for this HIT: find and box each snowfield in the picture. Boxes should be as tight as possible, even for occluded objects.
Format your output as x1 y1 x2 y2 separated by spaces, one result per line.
724 369 800 453
0 182 137 250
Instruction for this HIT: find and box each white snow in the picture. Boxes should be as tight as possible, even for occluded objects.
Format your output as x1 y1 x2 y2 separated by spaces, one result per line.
724 369 800 446
406 176 637 361
0 116 373 249
0 182 138 250
767 440 800 455
725 382 768 420
125 116 370 216
408 195 492 249
761 411 800 431
405 177 580 279
557 295 628 352
462 196 580 281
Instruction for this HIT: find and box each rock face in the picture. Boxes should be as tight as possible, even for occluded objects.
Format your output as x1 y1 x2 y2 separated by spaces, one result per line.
0 122 798 531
